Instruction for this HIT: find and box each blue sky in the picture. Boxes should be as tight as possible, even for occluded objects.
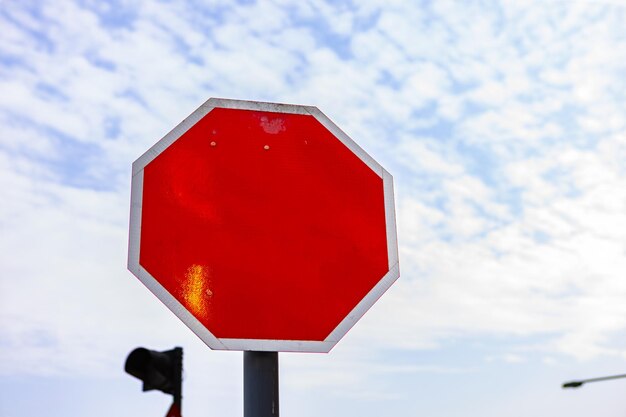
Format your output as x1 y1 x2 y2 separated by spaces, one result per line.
1 0 626 416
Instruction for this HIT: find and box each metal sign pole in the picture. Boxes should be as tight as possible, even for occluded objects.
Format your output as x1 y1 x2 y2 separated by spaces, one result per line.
244 351 279 417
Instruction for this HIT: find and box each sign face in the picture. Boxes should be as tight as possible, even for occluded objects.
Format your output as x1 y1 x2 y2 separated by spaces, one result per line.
128 98 399 352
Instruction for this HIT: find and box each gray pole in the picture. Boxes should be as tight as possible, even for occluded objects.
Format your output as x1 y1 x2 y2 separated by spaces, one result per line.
244 351 279 417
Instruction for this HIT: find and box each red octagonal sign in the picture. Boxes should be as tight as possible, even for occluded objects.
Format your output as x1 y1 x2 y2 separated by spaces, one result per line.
128 98 399 352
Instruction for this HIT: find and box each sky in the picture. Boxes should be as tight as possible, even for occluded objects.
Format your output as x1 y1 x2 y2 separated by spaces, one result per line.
1 0 626 416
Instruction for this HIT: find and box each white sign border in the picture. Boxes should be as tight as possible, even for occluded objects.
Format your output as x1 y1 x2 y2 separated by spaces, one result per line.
128 97 400 353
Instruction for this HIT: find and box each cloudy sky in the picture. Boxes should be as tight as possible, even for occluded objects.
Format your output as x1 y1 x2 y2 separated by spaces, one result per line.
1 0 626 416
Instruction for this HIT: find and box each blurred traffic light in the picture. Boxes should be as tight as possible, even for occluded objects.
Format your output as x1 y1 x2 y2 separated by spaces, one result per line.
125 346 183 414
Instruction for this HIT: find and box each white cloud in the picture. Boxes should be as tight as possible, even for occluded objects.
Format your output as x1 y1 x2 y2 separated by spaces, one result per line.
1 0 626 390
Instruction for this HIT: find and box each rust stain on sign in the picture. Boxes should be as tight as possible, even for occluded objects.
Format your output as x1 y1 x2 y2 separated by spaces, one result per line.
183 264 211 317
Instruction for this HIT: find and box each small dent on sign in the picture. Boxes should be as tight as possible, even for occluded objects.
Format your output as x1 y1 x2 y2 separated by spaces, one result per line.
210 141 217 147
264 145 270 150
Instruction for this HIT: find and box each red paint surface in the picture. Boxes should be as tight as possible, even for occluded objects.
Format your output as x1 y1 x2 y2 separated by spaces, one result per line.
140 108 388 341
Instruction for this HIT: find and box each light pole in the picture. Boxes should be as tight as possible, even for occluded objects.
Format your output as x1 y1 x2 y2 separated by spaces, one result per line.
562 373 626 388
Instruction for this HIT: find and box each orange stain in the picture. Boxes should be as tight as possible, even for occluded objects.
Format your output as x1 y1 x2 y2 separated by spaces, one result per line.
183 264 211 318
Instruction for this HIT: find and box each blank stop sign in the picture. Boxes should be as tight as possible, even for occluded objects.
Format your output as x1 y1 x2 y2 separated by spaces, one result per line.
128 98 399 352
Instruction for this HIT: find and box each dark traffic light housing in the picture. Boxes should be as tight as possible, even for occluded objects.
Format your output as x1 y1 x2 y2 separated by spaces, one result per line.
125 347 183 413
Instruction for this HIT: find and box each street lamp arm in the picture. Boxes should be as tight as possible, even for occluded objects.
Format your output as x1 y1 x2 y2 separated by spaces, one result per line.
562 373 626 389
